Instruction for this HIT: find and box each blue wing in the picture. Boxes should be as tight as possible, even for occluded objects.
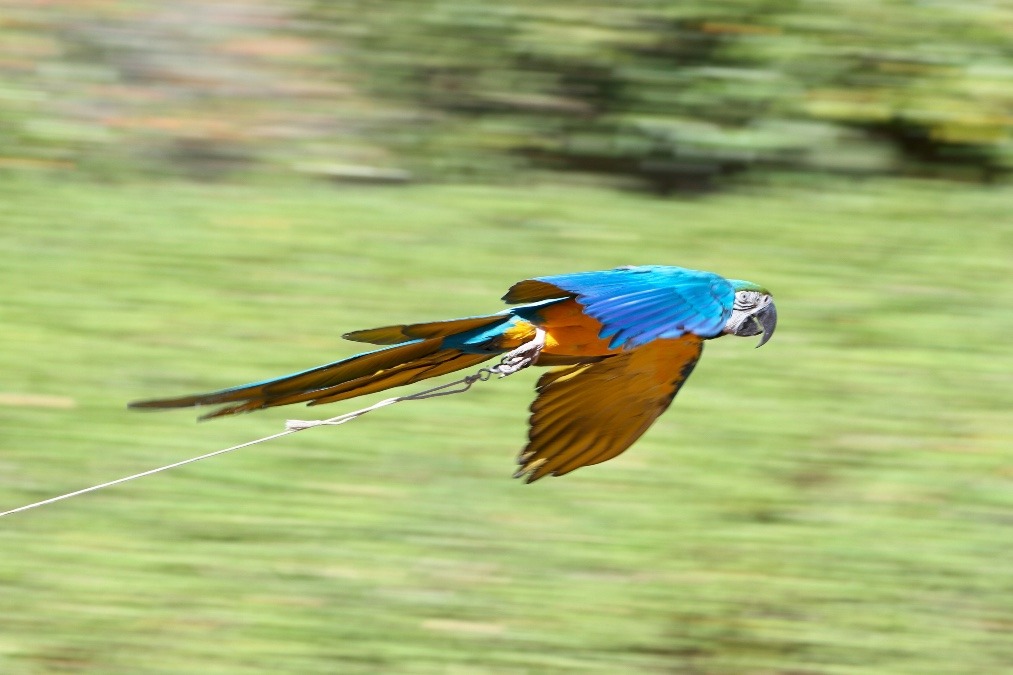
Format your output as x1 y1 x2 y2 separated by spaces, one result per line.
503 265 734 349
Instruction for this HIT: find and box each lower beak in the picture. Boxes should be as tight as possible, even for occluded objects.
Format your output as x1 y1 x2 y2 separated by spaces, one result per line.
754 301 777 348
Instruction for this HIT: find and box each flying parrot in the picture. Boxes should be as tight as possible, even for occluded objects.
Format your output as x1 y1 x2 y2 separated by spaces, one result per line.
130 265 776 482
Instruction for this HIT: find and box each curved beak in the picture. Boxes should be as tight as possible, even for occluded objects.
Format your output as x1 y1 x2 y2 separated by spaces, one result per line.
754 300 777 348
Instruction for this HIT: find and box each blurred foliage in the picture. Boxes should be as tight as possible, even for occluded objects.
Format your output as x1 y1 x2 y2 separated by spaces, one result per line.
313 0 1013 190
0 0 395 180
1 0 1010 189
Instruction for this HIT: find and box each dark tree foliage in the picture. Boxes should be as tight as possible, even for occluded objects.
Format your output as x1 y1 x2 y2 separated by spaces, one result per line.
309 0 1012 190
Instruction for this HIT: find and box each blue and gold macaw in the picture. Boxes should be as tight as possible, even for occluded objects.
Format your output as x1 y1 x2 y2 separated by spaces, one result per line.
131 265 776 482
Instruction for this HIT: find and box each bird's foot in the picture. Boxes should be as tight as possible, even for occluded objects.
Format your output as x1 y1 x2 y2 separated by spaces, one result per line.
495 328 546 376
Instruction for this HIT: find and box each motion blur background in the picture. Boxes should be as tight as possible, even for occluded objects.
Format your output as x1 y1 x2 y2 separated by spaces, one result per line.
1 1 1011 673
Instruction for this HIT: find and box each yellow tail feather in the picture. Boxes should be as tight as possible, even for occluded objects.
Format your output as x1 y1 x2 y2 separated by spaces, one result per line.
343 315 505 345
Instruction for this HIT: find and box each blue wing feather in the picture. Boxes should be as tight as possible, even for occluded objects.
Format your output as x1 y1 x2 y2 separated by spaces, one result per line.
504 265 734 348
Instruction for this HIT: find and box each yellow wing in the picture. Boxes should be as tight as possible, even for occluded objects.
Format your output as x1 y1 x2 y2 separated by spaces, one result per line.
516 335 704 482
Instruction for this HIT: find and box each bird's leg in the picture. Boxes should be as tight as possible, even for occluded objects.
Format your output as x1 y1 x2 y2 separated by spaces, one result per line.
496 327 546 376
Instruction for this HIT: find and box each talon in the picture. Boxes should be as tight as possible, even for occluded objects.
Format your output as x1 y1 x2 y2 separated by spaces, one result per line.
496 327 545 375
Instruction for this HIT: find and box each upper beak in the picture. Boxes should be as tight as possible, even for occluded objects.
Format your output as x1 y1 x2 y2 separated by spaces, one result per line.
754 300 777 348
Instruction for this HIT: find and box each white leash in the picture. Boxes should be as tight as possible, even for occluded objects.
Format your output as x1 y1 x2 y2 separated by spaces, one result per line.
0 363 517 519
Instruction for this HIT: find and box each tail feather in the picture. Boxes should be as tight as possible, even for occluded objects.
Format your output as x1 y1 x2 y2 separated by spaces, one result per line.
343 314 506 345
130 338 498 419
130 311 516 420
308 351 490 406
198 350 492 419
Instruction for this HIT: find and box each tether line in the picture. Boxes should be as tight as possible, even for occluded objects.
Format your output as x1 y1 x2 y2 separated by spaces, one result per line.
0 363 511 519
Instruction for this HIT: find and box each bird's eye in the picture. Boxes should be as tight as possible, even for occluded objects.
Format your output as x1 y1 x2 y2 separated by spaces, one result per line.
734 292 759 311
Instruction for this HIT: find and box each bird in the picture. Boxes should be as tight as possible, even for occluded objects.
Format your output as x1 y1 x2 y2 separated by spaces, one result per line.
130 265 776 482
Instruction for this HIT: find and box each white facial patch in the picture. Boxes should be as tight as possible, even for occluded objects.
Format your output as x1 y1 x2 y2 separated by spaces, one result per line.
724 291 771 336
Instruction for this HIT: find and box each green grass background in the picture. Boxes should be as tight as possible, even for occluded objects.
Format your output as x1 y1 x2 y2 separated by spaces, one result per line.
1 174 1011 673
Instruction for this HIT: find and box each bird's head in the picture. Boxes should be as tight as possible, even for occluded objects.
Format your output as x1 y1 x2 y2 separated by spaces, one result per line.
723 282 777 348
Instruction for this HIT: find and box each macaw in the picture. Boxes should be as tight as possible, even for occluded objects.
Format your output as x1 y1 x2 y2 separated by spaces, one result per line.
130 265 776 482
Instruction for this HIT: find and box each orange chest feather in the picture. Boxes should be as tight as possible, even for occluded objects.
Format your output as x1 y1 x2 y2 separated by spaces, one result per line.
502 299 705 366
501 299 626 357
